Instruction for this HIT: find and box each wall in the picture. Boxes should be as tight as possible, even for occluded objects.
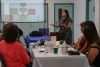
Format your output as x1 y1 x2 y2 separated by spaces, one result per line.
46 0 73 32
73 0 86 42
95 0 100 35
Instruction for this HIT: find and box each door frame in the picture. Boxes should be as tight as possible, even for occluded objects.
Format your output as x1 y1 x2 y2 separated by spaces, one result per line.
54 3 74 43
86 0 95 21
86 0 89 21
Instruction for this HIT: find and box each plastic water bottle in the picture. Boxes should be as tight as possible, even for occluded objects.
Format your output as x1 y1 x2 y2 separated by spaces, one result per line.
44 40 49 53
36 40 41 46
40 36 45 43
61 41 67 54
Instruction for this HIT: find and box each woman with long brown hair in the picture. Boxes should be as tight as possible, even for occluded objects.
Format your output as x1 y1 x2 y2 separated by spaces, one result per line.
74 22 88 54
0 22 30 67
83 21 100 67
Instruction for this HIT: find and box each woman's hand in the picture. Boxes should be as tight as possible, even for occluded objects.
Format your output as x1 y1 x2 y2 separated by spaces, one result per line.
50 24 59 27
50 24 54 26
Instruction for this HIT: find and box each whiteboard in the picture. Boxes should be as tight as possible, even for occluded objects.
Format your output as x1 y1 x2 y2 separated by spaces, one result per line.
1 0 45 22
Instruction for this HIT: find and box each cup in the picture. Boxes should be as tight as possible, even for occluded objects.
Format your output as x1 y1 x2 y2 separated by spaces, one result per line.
48 41 54 51
30 43 36 48
60 40 64 45
53 47 58 53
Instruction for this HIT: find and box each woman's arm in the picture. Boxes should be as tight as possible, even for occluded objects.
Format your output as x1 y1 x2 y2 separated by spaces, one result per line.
79 46 87 53
20 45 30 64
50 24 60 27
88 48 99 64
62 22 72 28
75 45 80 51
79 42 88 53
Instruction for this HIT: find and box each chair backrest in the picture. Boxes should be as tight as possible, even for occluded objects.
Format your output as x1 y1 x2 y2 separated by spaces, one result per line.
0 55 6 67
39 28 49 35
23 35 29 49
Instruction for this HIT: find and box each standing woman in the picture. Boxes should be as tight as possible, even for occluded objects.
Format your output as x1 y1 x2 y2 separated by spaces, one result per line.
51 10 73 45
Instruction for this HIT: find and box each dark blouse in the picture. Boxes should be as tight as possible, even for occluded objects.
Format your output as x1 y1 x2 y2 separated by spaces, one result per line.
89 43 100 67
59 17 73 44
59 17 73 33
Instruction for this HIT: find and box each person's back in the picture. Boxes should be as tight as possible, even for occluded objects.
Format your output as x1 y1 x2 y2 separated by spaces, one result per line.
0 40 30 67
0 22 30 67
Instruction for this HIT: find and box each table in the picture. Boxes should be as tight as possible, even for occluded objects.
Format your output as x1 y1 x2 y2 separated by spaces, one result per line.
30 46 90 67
25 35 51 48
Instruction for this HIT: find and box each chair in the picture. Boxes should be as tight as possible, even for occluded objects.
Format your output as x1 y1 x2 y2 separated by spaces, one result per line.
39 28 49 35
50 32 65 41
0 55 6 67
23 35 29 49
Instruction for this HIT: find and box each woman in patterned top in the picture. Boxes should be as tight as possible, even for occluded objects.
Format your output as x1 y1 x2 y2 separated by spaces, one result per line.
51 10 73 45
74 22 88 54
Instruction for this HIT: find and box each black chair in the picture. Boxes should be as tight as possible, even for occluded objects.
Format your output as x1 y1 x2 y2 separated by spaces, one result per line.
23 35 29 49
39 28 49 35
0 55 6 67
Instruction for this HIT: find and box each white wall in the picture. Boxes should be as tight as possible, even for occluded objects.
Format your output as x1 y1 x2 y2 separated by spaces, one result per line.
46 0 73 32
73 0 86 42
95 0 100 35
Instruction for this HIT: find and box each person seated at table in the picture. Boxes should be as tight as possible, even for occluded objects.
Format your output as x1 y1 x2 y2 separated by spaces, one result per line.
16 28 24 43
83 21 100 67
17 28 33 67
74 22 88 54
0 22 30 67
18 28 23 39
84 21 99 37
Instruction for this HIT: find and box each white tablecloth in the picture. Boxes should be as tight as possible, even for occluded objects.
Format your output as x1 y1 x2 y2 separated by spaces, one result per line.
30 46 89 67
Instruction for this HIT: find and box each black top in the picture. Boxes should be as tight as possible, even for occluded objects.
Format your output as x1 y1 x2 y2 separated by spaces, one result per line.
89 44 100 67
59 17 73 33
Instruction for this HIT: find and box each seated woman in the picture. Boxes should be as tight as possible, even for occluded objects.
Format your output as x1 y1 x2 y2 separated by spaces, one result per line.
83 21 100 67
0 22 30 67
74 22 88 54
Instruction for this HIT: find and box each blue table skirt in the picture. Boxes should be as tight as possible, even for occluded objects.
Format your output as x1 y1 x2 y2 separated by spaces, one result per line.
25 35 51 48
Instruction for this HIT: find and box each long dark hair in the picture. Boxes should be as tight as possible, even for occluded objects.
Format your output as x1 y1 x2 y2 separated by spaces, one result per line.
84 21 99 37
83 26 100 46
63 10 69 18
62 10 70 23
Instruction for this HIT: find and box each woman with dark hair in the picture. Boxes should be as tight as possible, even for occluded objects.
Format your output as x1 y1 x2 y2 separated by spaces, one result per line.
74 22 88 54
83 23 100 67
0 22 30 67
51 10 73 45
84 21 99 37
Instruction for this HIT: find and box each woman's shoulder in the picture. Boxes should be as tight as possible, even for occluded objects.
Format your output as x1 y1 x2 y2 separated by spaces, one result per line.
0 40 5 49
91 43 98 46
0 40 5 45
90 43 100 50
15 41 24 48
67 17 73 22
67 17 72 20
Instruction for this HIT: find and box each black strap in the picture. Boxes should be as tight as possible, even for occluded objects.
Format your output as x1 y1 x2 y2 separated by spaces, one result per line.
90 46 100 50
